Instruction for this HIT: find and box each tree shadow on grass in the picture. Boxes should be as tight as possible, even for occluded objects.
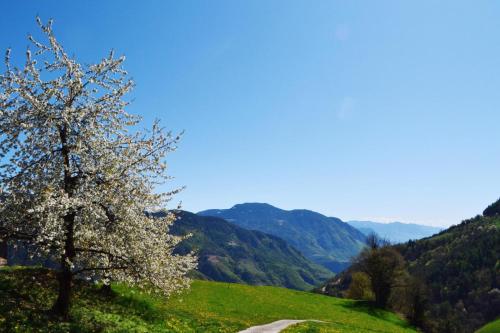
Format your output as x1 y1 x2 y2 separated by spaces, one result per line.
339 300 414 331
0 267 165 332
0 267 68 332
102 286 165 322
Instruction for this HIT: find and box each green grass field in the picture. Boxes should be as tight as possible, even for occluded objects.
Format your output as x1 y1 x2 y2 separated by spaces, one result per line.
0 266 415 332
476 318 500 333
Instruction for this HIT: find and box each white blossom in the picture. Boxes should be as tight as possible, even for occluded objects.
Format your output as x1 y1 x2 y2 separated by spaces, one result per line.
0 18 196 301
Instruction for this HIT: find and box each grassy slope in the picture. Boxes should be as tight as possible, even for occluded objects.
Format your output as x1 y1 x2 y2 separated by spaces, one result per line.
0 267 415 333
476 319 500 333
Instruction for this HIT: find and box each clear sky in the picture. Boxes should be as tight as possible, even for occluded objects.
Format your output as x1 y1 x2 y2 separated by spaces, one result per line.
2 1 500 227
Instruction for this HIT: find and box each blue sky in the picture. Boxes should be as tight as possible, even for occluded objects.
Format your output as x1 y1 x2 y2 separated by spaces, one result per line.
2 1 500 226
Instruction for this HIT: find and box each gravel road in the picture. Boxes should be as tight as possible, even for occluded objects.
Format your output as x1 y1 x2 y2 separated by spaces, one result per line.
238 319 308 333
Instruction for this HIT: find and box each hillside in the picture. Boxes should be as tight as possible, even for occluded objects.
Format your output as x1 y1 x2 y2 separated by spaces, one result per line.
0 266 416 332
317 202 500 332
166 210 333 290
395 213 500 332
347 220 442 243
476 319 500 333
199 203 366 272
8 210 332 291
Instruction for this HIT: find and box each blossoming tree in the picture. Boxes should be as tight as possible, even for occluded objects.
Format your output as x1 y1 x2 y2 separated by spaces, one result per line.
0 18 196 318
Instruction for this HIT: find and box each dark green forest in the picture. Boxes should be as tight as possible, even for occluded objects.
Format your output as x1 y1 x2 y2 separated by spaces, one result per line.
199 203 366 272
320 200 500 333
397 213 500 332
163 210 332 290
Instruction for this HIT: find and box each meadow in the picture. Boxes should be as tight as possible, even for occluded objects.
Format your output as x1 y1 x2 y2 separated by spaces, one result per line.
0 266 415 332
476 319 500 333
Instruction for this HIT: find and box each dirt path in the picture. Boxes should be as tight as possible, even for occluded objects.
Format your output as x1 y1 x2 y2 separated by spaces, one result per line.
238 319 309 333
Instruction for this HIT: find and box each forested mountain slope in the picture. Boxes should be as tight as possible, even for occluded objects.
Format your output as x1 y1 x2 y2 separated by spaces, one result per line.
318 199 500 332
161 210 333 290
395 207 500 332
199 203 366 272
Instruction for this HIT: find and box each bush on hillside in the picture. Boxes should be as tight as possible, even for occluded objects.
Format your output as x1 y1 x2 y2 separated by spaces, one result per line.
346 272 374 301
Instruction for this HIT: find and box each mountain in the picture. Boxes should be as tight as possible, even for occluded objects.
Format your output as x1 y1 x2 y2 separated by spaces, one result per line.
318 201 500 332
162 210 332 291
347 220 442 243
8 210 332 291
198 203 366 273
394 212 500 332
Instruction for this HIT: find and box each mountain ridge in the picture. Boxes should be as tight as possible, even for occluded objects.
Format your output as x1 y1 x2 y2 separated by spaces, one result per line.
198 202 366 273
347 220 442 243
163 210 333 290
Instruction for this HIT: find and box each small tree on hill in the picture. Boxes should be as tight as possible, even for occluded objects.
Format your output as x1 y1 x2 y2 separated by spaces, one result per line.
0 18 196 318
353 234 405 308
346 271 374 301
403 277 428 327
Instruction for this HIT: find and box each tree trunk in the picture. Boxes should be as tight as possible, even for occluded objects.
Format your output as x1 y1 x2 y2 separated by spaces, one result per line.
51 125 76 319
100 283 114 297
0 239 7 266
52 265 72 319
51 212 76 319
